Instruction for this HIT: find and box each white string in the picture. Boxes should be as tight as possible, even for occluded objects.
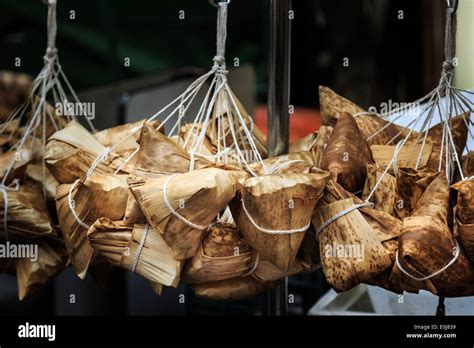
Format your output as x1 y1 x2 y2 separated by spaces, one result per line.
240 199 310 235
395 239 460 282
86 147 112 177
162 174 208 231
67 179 90 229
315 202 373 237
131 223 150 273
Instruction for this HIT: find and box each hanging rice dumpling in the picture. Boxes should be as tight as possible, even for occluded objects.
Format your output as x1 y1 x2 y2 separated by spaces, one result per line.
87 218 182 287
45 121 133 184
395 173 474 295
129 167 245 260
183 222 252 283
191 276 276 301
93 119 162 155
321 113 373 193
231 171 330 272
56 173 129 279
179 123 216 158
16 240 68 300
252 258 305 283
0 148 33 184
0 182 56 240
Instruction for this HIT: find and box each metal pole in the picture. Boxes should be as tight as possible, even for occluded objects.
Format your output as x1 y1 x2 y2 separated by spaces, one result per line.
267 0 291 316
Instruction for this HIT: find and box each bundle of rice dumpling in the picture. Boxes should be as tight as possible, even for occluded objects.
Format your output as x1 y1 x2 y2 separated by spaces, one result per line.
56 173 129 278
394 173 474 295
87 218 182 287
129 167 245 260
183 222 252 283
16 240 68 300
231 171 330 272
320 113 373 193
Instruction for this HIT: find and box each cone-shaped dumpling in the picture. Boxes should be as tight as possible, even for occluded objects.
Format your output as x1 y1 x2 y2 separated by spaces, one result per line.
394 168 438 219
231 172 330 272
313 197 393 292
395 173 474 294
45 121 133 184
87 218 183 287
55 173 129 279
321 113 373 193
191 276 276 301
318 86 412 145
129 167 245 260
0 182 56 240
183 223 252 284
16 240 68 301
93 119 161 155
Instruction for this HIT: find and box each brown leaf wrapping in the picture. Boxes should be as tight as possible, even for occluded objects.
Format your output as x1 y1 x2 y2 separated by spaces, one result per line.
191 276 276 301
394 168 438 219
0 182 56 240
252 258 305 282
130 168 245 260
45 121 133 184
296 225 321 272
395 173 474 294
16 240 68 300
87 218 183 287
318 86 411 145
93 119 162 155
462 152 474 177
25 163 59 201
362 163 396 215
452 179 474 261
183 223 252 283
289 132 318 154
56 173 129 279
249 151 316 176
179 123 216 158
313 198 392 292
0 148 33 184
321 113 373 193
231 172 330 272
370 143 433 175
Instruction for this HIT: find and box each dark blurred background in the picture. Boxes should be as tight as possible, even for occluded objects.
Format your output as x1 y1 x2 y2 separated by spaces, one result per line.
0 0 446 315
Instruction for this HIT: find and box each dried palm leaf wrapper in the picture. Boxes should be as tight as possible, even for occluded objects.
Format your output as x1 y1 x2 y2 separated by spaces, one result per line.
183 222 252 283
231 171 330 272
0 182 56 240
462 152 474 177
452 179 474 261
45 121 133 184
289 131 318 154
361 163 396 215
0 71 32 121
321 113 374 193
252 258 305 283
93 119 162 155
318 86 412 145
56 173 129 278
394 168 438 219
87 218 182 287
130 167 245 260
25 163 59 201
370 143 433 175
191 276 276 301
313 197 392 292
249 151 316 176
394 173 474 295
16 240 68 300
403 113 469 173
179 123 216 158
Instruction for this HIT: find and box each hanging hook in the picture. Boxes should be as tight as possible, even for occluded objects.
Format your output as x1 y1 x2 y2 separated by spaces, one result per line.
209 0 231 8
